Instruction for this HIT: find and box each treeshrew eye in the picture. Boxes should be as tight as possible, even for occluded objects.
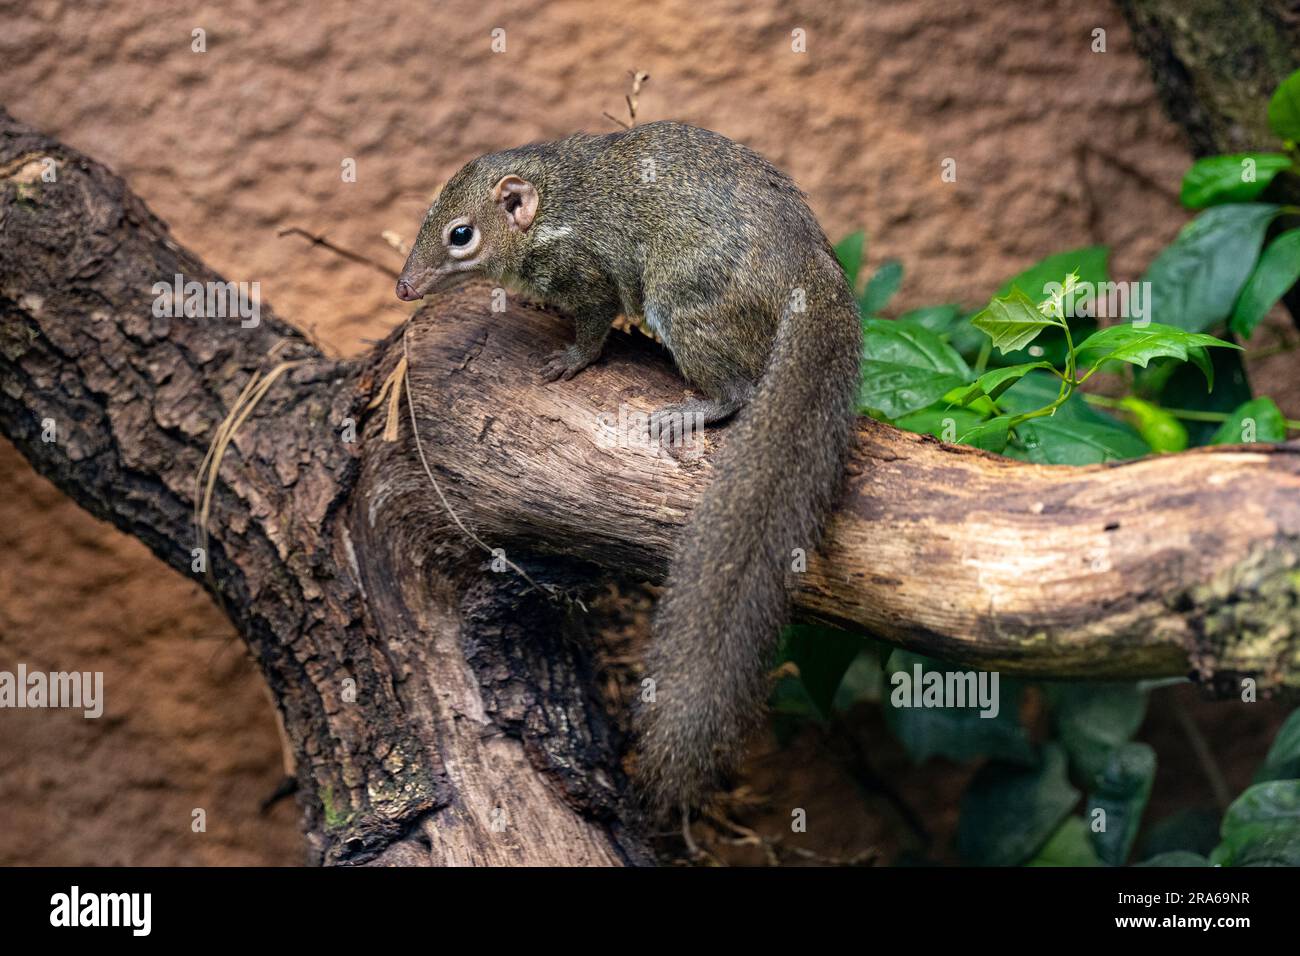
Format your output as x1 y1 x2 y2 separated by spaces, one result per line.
449 225 474 246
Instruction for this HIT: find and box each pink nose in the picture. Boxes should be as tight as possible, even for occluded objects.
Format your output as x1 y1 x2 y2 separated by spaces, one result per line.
396 279 420 301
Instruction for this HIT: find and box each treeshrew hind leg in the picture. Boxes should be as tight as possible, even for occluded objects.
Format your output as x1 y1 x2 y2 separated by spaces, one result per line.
646 389 750 458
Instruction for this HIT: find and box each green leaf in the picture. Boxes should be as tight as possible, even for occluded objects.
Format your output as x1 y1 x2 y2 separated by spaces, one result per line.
1143 204 1279 332
1255 709 1300 785
1074 322 1241 388
893 404 986 441
1211 780 1300 866
1011 416 1150 465
835 231 866 292
954 362 1056 406
996 246 1110 305
883 650 1035 765
1209 397 1288 445
1137 851 1212 867
769 673 819 717
957 415 1012 453
984 249 1106 370
1267 68 1300 141
971 286 1061 354
897 304 962 335
1214 827 1300 867
1027 817 1101 867
1086 742 1156 866
1135 676 1189 693
831 647 886 710
1139 807 1222 860
1155 347 1253 447
1230 228 1300 339
958 745 1080 866
860 366 971 420
861 259 903 315
996 373 1152 464
1047 682 1148 780
1179 154 1293 208
1019 415 1143 467
1117 397 1188 453
992 323 1096 372
860 318 972 418
946 313 998 363
768 672 820 746
778 625 866 721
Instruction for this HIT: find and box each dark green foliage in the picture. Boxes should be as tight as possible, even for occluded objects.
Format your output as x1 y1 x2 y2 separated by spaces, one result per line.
778 67 1300 868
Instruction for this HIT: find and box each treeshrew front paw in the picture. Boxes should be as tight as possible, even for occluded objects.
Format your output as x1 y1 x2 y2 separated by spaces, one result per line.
539 346 593 383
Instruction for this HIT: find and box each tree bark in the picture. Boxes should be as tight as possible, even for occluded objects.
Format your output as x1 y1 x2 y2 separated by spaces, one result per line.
2 109 1299 865
1116 0 1300 323
0 110 647 867
1116 0 1299 157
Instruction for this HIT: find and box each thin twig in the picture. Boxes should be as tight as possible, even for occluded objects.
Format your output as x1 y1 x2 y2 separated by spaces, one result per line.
194 343 305 613
399 325 562 602
702 807 878 866
278 226 400 279
1171 699 1233 811
603 71 649 129
1075 143 1183 208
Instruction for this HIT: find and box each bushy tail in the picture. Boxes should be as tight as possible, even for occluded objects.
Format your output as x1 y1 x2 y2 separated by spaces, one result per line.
637 284 861 815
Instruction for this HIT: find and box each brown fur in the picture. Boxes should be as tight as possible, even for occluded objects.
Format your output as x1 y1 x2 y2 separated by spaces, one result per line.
399 121 862 815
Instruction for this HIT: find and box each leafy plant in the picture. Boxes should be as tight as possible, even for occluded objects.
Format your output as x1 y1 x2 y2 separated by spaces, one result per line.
769 67 1300 869
836 231 905 319
954 274 1241 454
772 621 1300 867
1176 67 1300 338
843 245 1254 460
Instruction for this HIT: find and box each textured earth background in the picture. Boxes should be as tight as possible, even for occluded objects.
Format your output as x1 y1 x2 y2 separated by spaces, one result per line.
0 0 1292 864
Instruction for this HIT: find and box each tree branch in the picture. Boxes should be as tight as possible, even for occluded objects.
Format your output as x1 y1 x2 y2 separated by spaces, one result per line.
0 108 647 866
2 107 1298 864
392 290 1300 690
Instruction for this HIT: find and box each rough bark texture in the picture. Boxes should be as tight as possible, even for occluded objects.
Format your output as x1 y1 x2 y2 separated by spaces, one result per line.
3 110 1300 864
1116 0 1300 157
0 110 647 866
1116 0 1300 323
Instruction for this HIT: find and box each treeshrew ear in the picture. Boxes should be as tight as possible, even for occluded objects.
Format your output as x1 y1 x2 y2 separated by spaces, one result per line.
493 175 539 232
